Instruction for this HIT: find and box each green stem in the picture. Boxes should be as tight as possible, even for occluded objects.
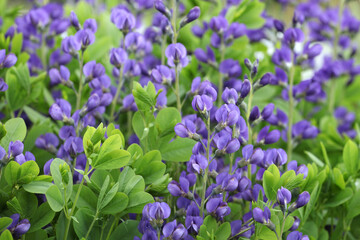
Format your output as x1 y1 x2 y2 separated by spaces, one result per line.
175 66 181 112
76 52 84 111
287 54 295 163
279 213 288 239
217 35 225 107
127 78 134 138
105 216 119 240
157 229 161 240
85 211 99 239
161 36 166 65
328 0 345 114
200 116 211 217
110 65 124 122
63 160 89 240
171 0 177 44
246 77 254 178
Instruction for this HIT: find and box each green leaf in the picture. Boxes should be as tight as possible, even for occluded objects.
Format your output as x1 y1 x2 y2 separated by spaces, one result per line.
4 161 20 186
18 160 40 184
29 202 55 233
303 182 320 223
16 190 38 218
0 230 13 240
11 33 23 55
0 218 13 232
155 107 181 134
133 150 165 184
6 197 23 216
333 168 345 190
73 208 100 240
132 82 156 111
109 220 141 240
101 192 129 215
23 181 52 194
88 169 112 193
160 138 196 162
125 192 154 214
117 167 135 192
215 222 231 240
343 140 359 175
45 185 64 212
0 118 27 150
71 185 97 212
346 189 360 220
305 151 324 167
324 187 353 208
94 149 130 170
262 164 280 201
99 182 119 210
229 0 265 29
97 176 110 210
5 69 28 111
127 144 143 165
123 175 145 195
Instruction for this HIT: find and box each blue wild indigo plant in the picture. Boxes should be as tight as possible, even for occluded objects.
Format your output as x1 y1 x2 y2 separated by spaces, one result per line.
0 0 359 239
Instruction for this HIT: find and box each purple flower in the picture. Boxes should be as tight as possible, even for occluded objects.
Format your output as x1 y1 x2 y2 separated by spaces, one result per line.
240 79 251 98
49 66 70 86
154 0 171 19
215 104 240 128
287 231 309 240
194 46 216 65
180 6 201 28
64 137 83 156
70 11 80 30
295 191 310 208
287 160 308 178
7 214 30 238
0 49 17 68
163 220 188 240
83 61 105 80
257 126 280 145
61 36 81 56
111 8 136 33
261 103 274 120
249 106 260 123
277 187 292 205
206 198 231 219
49 99 72 122
75 29 95 48
165 43 189 68
289 217 300 231
303 42 322 59
83 19 97 33
187 154 208 174
8 140 24 158
292 120 319 140
283 28 304 47
35 133 59 152
219 59 242 78
222 88 238 104
144 202 171 222
0 78 8 92
213 130 240 154
263 148 287 167
192 95 213 112
252 207 271 224
168 177 190 197
209 16 228 33
110 48 128 67
174 120 199 140
151 65 173 84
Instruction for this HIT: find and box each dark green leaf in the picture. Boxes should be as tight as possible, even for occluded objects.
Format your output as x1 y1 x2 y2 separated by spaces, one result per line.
29 202 55 233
